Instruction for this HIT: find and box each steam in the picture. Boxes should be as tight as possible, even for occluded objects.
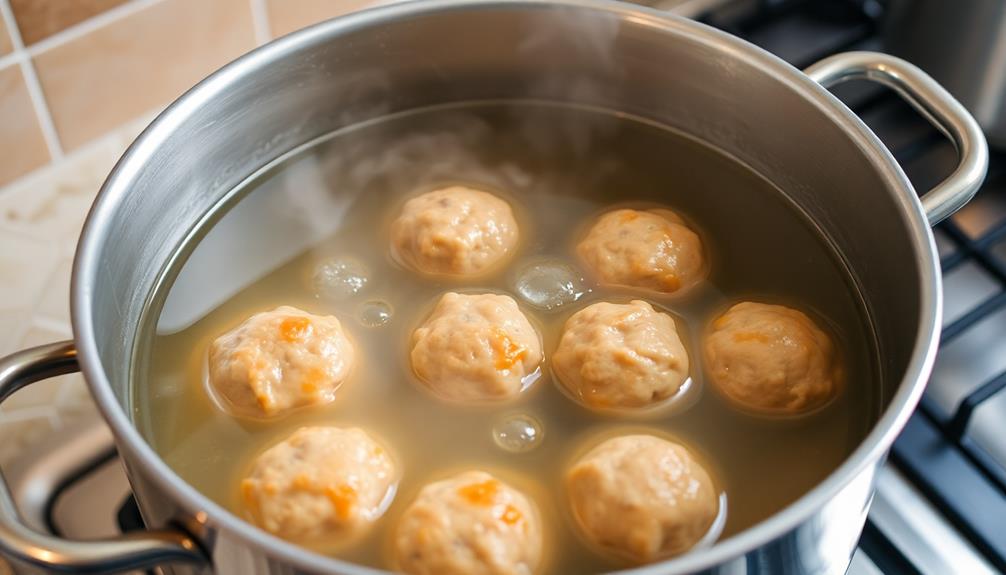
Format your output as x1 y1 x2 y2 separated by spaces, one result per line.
160 3 638 332
518 5 623 71
270 2 639 245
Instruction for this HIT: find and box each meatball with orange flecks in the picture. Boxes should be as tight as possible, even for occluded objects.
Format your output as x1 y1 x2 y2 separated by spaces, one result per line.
410 292 543 403
207 306 355 419
552 300 690 410
391 186 519 276
704 301 842 415
566 434 720 562
240 427 397 541
394 471 543 575
577 208 706 295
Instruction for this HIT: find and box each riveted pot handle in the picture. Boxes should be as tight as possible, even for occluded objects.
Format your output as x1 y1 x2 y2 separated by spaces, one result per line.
0 342 207 574
805 51 989 225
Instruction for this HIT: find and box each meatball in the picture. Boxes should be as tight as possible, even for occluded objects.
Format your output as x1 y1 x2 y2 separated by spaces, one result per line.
207 306 356 419
394 471 543 575
577 208 706 295
552 300 689 410
410 292 543 403
566 434 719 562
703 301 842 415
390 186 519 276
240 427 397 541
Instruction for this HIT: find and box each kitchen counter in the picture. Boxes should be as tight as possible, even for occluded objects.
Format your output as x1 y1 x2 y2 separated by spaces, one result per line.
0 115 151 468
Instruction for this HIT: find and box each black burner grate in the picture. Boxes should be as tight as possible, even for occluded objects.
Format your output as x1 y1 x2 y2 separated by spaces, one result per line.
692 0 1006 571
893 197 1006 571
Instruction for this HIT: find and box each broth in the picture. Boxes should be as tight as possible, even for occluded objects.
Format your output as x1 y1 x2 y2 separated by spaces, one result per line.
133 101 881 573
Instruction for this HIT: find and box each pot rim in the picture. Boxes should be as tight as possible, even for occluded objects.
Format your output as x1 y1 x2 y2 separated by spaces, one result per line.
71 1 941 573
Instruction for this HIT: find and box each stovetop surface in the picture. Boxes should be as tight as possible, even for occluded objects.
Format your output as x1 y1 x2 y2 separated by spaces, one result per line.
6 1 1006 574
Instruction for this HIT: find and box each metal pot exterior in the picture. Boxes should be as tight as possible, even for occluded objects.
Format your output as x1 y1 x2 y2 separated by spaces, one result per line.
0 1 987 574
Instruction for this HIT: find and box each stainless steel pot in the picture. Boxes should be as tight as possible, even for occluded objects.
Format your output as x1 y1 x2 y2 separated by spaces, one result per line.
0 1 989 573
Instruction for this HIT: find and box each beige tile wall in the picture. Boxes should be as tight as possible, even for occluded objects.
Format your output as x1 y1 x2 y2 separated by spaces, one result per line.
0 64 50 183
34 0 256 150
266 0 374 37
10 0 129 45
0 14 11 54
0 0 381 188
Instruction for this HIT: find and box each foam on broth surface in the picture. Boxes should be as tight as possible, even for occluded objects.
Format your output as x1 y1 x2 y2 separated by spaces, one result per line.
132 101 880 573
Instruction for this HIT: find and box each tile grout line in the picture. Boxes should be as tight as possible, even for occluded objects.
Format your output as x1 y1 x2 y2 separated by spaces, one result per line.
24 0 168 57
0 0 169 166
0 49 21 70
0 0 24 50
0 107 157 199
19 61 64 159
249 0 272 46
0 0 62 159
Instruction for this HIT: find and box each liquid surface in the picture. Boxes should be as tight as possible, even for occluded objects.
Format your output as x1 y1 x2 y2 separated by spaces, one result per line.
134 102 880 573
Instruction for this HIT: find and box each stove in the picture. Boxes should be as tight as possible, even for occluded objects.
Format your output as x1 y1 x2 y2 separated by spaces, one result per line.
5 1 1006 574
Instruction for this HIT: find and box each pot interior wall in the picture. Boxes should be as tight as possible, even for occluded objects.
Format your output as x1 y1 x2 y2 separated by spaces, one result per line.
84 2 920 435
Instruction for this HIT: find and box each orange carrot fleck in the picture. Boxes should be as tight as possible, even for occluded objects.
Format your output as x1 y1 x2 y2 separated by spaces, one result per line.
325 485 357 519
300 368 324 394
499 504 523 526
458 479 499 506
279 316 312 342
491 328 526 371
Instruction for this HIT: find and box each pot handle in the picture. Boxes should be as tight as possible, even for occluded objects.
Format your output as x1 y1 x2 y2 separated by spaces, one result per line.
804 51 989 225
0 342 208 574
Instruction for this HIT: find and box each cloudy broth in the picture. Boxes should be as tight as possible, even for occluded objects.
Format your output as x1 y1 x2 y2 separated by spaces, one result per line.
132 101 881 573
